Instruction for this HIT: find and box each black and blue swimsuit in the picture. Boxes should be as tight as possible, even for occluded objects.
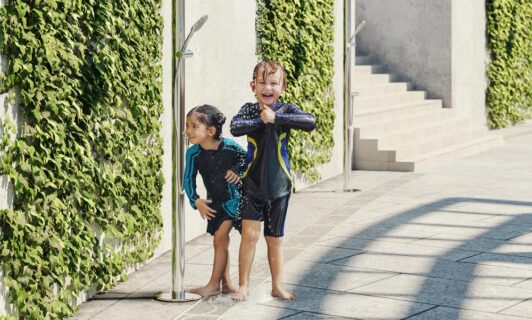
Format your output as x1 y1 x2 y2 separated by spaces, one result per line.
184 138 246 235
230 101 316 200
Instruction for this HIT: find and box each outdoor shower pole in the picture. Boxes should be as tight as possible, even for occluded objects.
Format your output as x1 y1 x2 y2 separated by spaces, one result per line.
344 0 365 192
343 0 356 192
156 0 206 302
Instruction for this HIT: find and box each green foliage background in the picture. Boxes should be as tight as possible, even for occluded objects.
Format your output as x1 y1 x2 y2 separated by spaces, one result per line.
0 0 164 318
256 0 336 181
486 0 531 128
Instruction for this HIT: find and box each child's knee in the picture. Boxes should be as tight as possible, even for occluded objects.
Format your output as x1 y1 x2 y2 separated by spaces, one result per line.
213 232 230 249
265 235 283 248
213 236 229 249
243 228 261 244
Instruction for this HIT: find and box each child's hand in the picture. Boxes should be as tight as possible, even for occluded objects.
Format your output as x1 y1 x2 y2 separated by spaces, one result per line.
195 198 216 220
260 105 276 124
225 170 240 184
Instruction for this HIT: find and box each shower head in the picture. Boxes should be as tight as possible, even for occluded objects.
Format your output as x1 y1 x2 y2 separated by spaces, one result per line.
349 20 366 44
191 15 208 33
181 15 209 52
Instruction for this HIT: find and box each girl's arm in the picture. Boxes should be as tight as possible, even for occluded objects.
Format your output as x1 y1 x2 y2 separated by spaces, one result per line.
184 146 200 209
185 146 217 219
230 103 264 136
275 103 316 132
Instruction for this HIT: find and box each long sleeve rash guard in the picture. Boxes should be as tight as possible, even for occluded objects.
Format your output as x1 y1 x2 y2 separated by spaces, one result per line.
230 101 316 200
184 138 246 219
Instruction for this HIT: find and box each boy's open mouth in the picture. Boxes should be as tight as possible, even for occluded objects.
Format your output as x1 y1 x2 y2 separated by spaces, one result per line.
262 93 273 98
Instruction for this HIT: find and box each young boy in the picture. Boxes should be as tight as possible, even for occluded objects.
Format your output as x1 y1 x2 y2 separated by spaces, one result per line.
230 60 316 301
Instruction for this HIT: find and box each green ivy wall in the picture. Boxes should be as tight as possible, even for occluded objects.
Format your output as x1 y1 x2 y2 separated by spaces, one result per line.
0 0 164 318
486 0 532 128
256 0 336 182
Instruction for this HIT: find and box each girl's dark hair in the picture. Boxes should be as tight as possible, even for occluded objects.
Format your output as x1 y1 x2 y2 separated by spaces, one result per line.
252 60 287 89
186 104 226 140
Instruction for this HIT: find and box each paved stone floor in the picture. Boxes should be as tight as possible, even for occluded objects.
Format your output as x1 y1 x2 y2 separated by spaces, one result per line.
71 122 532 320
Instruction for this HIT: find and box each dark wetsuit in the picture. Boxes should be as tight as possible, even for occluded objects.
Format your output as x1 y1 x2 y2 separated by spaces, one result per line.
184 138 246 235
230 101 316 236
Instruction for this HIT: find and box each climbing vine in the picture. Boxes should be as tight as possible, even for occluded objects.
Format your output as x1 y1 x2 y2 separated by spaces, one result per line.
256 0 336 181
0 0 164 318
486 0 532 128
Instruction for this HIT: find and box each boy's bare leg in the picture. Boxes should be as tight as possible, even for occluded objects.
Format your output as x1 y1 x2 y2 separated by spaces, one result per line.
265 236 296 300
189 220 233 297
232 219 261 301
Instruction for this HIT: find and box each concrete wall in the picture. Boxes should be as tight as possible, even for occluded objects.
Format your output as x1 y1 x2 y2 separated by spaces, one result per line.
356 0 452 106
355 0 488 125
451 0 489 125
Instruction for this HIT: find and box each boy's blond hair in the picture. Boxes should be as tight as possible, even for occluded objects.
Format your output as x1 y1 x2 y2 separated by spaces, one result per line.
252 60 287 89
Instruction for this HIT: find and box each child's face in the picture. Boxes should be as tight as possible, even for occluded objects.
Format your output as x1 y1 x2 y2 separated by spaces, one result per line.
185 114 215 145
251 67 285 108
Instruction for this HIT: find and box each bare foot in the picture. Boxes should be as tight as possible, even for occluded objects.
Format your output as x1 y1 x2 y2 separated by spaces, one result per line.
272 287 296 300
188 284 221 298
231 286 248 301
222 282 237 294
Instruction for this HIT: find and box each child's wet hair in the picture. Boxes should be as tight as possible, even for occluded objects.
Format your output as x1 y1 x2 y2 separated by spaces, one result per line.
252 60 287 89
187 104 226 140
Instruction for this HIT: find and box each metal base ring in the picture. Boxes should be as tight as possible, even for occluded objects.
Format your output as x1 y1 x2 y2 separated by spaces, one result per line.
155 291 202 303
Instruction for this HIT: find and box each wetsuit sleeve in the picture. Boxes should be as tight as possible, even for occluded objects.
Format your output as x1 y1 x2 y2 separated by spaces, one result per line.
230 103 264 137
184 147 200 209
275 103 316 132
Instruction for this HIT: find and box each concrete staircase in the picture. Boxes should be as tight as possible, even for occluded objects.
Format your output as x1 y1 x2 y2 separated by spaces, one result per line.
351 56 502 171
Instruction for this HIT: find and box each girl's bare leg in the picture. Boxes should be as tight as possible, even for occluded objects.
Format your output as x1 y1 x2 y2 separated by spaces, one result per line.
189 220 233 297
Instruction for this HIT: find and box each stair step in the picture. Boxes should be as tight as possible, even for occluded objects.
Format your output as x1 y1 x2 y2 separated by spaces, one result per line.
353 65 385 75
357 108 457 134
355 56 372 65
404 134 503 171
353 91 426 109
393 127 488 160
353 132 395 162
354 82 410 97
352 73 396 86
354 100 443 123
368 119 473 147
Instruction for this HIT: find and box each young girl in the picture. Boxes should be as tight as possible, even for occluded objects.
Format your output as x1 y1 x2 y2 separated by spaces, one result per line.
184 104 246 297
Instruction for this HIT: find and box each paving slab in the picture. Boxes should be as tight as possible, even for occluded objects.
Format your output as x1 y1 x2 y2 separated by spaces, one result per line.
410 233 510 252
406 306 527 320
332 252 532 286
282 312 358 319
318 237 479 262
500 298 532 318
282 259 397 292
461 252 532 271
289 244 363 264
257 283 434 320
514 279 532 290
350 274 532 313
219 303 300 320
